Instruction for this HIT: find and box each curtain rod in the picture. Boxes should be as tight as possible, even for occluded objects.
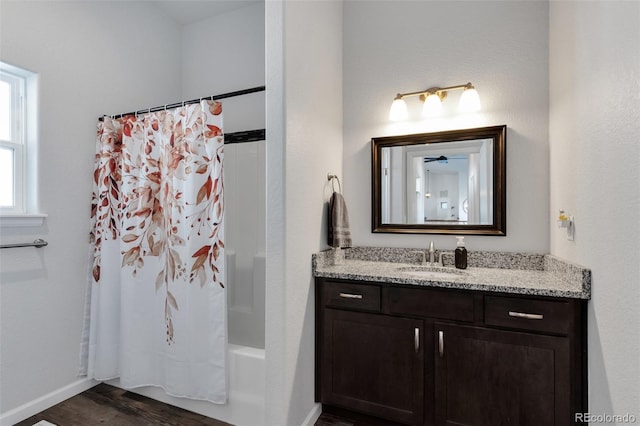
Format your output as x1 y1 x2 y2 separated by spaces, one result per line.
99 85 266 121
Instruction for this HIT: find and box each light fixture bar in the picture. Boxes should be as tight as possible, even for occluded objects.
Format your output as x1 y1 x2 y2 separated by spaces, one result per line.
395 82 474 100
389 82 480 121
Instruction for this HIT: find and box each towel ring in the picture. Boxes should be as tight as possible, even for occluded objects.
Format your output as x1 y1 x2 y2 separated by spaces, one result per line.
327 173 341 193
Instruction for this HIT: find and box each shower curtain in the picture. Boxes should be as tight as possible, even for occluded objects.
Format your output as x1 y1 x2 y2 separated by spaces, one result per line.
79 100 227 403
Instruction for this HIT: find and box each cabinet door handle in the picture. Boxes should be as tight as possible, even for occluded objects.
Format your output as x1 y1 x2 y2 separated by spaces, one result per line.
414 327 420 353
438 330 444 357
508 311 544 320
338 292 363 299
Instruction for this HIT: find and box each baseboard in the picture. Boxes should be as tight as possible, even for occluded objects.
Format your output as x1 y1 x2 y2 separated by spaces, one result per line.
0 378 98 426
300 402 322 426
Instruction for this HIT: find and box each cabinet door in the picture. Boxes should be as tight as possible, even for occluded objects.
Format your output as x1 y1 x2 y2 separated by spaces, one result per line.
434 323 571 426
322 309 424 426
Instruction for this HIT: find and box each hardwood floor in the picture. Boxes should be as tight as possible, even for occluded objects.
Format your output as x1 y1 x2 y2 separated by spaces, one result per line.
314 413 377 426
15 383 366 426
15 384 231 426
314 406 403 426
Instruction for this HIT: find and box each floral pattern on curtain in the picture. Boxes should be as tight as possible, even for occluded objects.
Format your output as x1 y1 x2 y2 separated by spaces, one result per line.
82 100 227 403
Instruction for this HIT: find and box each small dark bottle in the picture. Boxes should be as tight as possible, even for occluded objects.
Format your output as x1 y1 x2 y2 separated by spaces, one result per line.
455 236 467 269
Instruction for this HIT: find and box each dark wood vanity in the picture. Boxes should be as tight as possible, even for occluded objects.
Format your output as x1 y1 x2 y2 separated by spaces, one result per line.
315 277 588 426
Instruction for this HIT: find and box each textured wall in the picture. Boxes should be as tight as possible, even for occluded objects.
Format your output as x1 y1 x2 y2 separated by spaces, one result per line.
181 2 265 135
550 1 640 418
0 1 181 415
343 0 550 253
265 1 343 424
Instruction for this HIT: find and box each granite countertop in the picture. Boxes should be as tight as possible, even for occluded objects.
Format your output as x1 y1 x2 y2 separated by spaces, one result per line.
312 247 591 300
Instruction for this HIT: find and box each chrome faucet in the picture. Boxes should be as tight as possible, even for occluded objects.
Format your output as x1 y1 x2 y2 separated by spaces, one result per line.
428 241 436 265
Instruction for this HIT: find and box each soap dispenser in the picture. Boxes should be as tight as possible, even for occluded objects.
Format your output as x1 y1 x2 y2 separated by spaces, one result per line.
455 237 467 269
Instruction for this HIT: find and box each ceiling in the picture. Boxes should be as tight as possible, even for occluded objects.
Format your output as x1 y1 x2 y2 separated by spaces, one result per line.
151 0 262 25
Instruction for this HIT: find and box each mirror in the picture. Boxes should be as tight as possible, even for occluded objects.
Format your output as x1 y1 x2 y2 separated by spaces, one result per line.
371 125 506 235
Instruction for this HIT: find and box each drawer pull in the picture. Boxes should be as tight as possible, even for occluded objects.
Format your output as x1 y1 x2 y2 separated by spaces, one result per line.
339 292 363 300
414 327 420 353
509 311 544 320
438 330 444 357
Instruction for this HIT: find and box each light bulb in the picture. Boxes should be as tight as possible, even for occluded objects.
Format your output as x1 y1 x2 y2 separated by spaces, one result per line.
422 93 443 117
389 97 408 121
459 86 481 112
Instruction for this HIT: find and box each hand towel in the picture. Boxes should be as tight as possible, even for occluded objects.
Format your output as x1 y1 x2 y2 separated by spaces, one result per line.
328 191 352 248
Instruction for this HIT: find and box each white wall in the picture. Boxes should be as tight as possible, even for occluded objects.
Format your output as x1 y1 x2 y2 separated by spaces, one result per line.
343 0 549 253
181 2 265 135
265 1 343 424
549 1 640 418
0 0 181 418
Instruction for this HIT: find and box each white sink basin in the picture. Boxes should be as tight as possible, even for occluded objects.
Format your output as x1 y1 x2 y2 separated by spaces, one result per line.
397 266 466 280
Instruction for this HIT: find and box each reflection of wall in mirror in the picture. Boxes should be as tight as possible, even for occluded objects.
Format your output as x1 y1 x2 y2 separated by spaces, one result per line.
457 171 468 222
381 148 390 223
480 139 493 224
382 146 406 224
411 157 424 224
468 154 480 223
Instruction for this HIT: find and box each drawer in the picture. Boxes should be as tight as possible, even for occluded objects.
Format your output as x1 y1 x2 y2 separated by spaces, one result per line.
388 287 474 322
484 296 572 335
323 281 381 312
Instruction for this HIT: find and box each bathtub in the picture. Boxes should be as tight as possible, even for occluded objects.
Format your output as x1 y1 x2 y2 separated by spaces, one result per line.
98 251 266 425
121 139 268 425
114 343 266 426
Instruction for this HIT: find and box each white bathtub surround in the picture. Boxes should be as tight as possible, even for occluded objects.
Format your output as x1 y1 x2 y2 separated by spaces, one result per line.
80 103 228 403
224 140 266 350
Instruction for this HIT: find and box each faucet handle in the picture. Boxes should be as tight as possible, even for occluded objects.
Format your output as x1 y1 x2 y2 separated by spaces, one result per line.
438 251 454 267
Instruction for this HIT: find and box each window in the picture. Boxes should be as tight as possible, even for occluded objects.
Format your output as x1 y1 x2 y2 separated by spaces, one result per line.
0 67 26 212
0 62 44 226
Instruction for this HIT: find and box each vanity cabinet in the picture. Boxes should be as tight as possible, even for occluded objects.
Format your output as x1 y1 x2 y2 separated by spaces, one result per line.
319 281 425 425
315 278 587 426
434 323 570 426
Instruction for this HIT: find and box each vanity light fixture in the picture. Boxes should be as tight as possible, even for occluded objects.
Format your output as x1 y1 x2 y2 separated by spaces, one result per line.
389 82 481 121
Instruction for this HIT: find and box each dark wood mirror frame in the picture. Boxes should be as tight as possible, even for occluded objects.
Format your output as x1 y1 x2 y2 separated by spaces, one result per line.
371 125 507 236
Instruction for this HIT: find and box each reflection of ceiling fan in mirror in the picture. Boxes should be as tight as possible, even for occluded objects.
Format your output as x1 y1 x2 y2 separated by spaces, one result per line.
423 155 466 163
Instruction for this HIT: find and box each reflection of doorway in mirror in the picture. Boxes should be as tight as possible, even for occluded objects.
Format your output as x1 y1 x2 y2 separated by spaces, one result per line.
424 171 462 222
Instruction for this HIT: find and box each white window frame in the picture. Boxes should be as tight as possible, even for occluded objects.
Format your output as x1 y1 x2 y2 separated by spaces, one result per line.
0 62 46 227
1 69 26 213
